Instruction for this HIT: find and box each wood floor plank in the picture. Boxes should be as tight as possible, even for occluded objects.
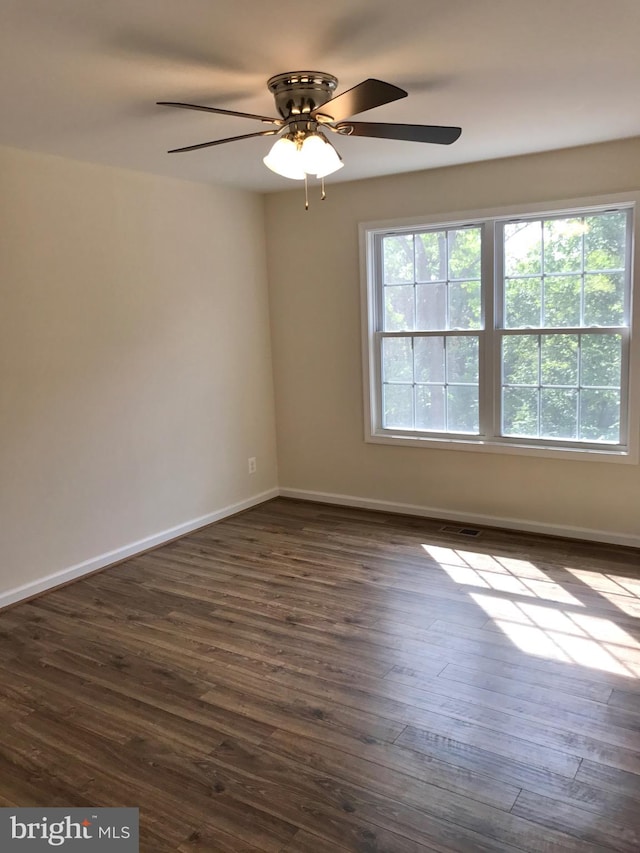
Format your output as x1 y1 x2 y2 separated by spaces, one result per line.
609 688 640 713
386 661 640 756
203 737 527 853
390 626 623 685
280 829 354 852
0 496 639 852
0 744 96 808
131 736 474 853
197 672 406 745
169 637 640 787
137 608 400 680
576 758 640 797
266 726 520 812
0 654 229 756
396 721 581 778
268 723 640 830
438 665 640 731
176 827 272 853
511 789 640 852
396 665 640 739
389 648 615 702
11 712 296 852
398 698 640 775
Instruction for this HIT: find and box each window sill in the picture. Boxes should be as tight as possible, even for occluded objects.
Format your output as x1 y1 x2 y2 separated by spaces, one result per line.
366 430 637 464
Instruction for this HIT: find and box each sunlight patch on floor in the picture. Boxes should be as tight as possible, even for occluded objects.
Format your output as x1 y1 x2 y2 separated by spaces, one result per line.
423 545 551 581
429 548 584 607
562 568 640 618
606 574 640 597
569 612 639 648
564 567 640 598
495 618 637 677
469 592 640 677
423 544 640 679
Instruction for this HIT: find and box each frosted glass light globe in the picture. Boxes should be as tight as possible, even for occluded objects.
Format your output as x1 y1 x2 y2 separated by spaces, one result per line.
263 137 305 180
300 133 344 178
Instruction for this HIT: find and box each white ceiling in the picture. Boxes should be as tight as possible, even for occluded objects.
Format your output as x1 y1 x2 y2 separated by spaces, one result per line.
1 0 639 192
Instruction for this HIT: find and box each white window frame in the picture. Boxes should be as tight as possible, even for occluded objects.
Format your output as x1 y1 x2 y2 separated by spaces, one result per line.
360 192 640 464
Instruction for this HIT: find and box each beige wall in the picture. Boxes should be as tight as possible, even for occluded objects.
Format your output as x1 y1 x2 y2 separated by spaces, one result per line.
0 145 278 601
265 138 640 542
2 137 639 606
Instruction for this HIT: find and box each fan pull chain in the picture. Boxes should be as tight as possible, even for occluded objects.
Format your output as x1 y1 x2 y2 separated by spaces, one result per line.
302 176 328 209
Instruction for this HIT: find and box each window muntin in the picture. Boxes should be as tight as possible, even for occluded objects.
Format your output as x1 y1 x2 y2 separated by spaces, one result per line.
365 201 634 456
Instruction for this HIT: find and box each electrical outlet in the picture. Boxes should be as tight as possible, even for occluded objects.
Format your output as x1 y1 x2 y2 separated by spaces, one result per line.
248 456 257 474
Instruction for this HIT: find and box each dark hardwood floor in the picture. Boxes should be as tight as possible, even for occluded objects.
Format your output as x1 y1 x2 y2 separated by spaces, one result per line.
1 497 640 852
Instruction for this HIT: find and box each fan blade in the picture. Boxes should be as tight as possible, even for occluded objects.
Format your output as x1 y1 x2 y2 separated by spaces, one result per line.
168 129 279 154
157 102 281 124
311 79 407 122
336 121 462 145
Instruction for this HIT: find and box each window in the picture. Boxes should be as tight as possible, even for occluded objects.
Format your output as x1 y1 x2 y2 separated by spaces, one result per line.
361 196 638 460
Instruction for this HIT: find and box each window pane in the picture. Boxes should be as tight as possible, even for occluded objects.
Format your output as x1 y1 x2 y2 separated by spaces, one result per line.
384 285 414 331
504 221 542 276
415 231 446 282
581 335 621 387
584 273 624 326
540 388 578 439
416 283 446 330
543 218 583 274
584 212 626 271
541 335 578 386
449 281 481 329
543 276 581 327
503 336 539 385
503 388 538 436
447 387 479 433
416 385 445 431
447 337 479 383
383 234 414 283
415 336 444 383
505 278 542 328
383 384 413 428
449 228 481 279
382 338 413 382
580 390 620 442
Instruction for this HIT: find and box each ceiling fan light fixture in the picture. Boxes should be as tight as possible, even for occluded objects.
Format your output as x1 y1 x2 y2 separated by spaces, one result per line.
159 73 461 193
262 136 305 180
300 132 344 178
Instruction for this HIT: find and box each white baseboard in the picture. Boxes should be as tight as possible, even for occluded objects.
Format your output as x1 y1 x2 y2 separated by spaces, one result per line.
279 487 640 549
3 483 636 611
0 488 279 610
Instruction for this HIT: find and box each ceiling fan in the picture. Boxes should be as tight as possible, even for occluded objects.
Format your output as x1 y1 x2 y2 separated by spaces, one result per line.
158 72 461 204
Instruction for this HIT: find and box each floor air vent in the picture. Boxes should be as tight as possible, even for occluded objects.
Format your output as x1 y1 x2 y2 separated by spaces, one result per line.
439 525 482 537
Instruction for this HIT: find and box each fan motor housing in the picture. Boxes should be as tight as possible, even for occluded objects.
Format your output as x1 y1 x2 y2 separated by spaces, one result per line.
267 71 338 119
